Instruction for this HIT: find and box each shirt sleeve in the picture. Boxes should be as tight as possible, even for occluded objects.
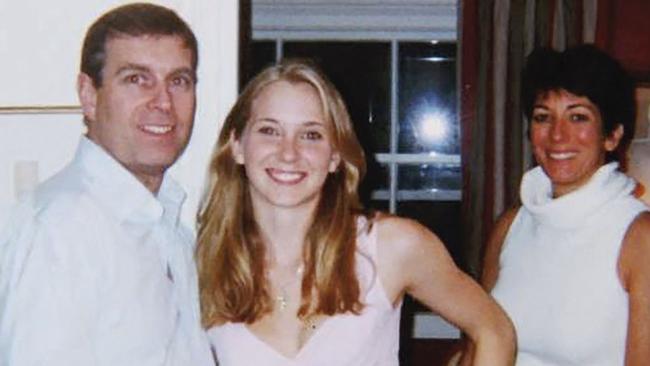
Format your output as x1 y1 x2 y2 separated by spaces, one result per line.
0 203 102 366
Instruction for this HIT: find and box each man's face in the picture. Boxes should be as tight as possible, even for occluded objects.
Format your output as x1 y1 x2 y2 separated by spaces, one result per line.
78 34 196 193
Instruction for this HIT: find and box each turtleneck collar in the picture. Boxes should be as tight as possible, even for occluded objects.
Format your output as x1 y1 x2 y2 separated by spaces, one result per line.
520 162 637 228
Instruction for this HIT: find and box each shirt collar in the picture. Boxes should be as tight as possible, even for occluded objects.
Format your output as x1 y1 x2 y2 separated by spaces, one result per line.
72 136 186 226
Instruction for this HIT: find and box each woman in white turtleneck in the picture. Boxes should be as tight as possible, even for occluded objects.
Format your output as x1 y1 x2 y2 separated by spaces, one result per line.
481 45 650 366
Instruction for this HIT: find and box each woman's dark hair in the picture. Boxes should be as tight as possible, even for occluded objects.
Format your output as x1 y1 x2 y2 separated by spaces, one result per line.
521 44 636 165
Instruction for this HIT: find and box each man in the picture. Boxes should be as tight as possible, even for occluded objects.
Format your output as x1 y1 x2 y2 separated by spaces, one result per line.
0 4 214 365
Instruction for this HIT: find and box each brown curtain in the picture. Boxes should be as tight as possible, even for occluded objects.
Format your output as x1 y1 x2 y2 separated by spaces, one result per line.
459 0 597 276
595 0 650 81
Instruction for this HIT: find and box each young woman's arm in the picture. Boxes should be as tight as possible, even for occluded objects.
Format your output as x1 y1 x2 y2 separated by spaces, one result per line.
376 215 515 366
619 212 650 365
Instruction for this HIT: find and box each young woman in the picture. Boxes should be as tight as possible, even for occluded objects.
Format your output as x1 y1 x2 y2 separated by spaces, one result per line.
197 60 515 365
481 45 650 365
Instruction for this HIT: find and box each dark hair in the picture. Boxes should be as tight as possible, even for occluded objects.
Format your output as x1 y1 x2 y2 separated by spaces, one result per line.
80 2 198 87
521 44 636 165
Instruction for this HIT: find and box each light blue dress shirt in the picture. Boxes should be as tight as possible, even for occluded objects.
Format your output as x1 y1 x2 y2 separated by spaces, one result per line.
0 137 214 365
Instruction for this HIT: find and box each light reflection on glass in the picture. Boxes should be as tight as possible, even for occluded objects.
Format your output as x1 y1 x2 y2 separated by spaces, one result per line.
398 42 457 154
418 110 450 145
418 56 451 62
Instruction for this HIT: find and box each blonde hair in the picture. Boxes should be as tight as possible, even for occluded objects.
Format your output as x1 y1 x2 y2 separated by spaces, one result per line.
197 60 367 327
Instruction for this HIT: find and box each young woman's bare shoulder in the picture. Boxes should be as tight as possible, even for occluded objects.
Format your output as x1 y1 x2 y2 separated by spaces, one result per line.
373 213 444 262
372 213 450 303
375 214 446 274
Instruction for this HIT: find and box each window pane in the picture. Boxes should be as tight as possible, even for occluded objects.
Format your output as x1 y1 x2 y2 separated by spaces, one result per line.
398 42 458 155
362 161 389 206
398 164 461 191
283 42 391 153
367 200 389 212
396 201 462 264
368 162 389 190
246 41 276 85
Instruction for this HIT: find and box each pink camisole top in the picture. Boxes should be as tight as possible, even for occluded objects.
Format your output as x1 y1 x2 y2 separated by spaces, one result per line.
206 218 402 366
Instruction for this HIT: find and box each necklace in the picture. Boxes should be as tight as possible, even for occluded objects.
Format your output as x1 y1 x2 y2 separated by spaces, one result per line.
273 264 304 311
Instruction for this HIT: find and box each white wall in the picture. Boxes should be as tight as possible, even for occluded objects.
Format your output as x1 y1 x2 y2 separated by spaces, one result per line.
0 0 239 227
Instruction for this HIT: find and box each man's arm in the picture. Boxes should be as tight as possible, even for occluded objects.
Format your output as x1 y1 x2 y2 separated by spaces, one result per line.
0 211 101 365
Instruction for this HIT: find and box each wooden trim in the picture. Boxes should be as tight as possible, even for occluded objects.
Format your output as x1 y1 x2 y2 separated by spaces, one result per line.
0 105 81 115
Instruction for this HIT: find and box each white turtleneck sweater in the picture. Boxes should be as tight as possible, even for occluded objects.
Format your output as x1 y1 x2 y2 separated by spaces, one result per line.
492 162 647 366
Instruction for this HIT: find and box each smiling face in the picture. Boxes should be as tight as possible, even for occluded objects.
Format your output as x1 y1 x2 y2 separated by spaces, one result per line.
231 80 341 212
78 34 196 193
530 89 623 197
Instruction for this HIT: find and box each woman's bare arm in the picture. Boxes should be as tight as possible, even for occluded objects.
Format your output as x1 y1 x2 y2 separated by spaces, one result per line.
619 212 650 365
375 215 516 366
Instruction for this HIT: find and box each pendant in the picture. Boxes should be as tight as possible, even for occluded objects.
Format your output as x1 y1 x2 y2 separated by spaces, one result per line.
272 263 304 311
276 294 288 310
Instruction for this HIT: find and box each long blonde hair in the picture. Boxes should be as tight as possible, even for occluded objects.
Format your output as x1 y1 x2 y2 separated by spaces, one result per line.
197 60 367 327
